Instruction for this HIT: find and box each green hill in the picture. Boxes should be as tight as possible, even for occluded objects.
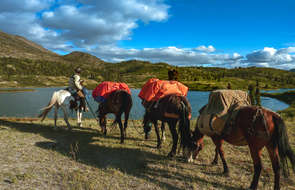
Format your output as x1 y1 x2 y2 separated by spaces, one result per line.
0 30 63 62
1 30 295 90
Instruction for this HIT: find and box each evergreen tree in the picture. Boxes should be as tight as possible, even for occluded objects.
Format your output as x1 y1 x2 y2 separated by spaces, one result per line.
248 84 256 105
255 87 261 106
255 81 261 106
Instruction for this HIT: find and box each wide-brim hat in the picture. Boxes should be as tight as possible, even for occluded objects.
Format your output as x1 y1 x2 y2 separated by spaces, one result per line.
75 67 82 73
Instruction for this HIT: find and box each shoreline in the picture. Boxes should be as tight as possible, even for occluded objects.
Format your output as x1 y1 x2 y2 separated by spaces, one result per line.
0 88 36 93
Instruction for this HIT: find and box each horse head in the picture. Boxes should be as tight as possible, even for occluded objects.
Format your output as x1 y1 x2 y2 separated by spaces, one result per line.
183 121 204 162
142 111 153 139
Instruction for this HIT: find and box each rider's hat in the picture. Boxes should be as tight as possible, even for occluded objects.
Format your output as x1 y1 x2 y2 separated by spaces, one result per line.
75 67 82 73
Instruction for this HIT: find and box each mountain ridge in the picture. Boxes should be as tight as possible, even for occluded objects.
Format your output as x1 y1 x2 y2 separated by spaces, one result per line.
1 30 295 91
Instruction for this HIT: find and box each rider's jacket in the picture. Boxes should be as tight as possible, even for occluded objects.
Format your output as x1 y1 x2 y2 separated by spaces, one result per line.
68 74 83 93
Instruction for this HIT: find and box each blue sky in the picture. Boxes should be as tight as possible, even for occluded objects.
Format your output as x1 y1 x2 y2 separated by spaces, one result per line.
0 0 295 69
123 0 295 52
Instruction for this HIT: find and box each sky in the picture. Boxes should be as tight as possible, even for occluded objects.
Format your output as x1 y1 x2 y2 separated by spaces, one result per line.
0 0 295 69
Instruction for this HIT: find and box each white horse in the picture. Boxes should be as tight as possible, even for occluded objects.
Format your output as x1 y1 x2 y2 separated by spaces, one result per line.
38 89 84 129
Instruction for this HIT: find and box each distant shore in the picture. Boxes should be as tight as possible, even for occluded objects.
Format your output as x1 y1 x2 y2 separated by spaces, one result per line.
0 88 35 93
261 90 295 118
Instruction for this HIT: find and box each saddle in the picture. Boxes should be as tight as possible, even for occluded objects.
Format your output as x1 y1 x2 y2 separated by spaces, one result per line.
66 89 87 111
197 89 251 136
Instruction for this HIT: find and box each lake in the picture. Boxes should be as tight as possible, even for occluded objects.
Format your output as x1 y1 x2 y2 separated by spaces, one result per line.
0 87 289 120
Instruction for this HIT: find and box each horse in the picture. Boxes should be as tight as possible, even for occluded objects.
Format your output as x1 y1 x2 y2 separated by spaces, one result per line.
97 90 132 143
38 89 85 129
184 106 295 190
143 94 193 157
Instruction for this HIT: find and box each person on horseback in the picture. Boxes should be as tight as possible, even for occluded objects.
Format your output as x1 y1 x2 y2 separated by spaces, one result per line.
68 67 88 112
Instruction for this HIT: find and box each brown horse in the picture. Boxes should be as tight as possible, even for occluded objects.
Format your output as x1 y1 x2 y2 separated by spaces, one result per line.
143 94 193 157
97 90 132 143
184 106 295 190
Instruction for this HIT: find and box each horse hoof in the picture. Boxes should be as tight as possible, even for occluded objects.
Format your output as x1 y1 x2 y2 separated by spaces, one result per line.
187 156 194 163
157 144 162 149
167 152 175 158
145 134 149 140
223 171 230 177
211 160 218 165
78 123 82 127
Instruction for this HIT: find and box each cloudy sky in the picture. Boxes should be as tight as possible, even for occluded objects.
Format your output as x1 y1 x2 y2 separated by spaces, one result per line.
1 0 295 69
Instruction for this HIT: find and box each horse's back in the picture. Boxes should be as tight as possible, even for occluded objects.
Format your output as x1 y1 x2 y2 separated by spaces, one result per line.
233 106 278 141
56 89 72 105
160 94 191 111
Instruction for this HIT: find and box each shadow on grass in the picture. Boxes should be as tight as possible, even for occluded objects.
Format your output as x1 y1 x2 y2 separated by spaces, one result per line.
0 119 244 190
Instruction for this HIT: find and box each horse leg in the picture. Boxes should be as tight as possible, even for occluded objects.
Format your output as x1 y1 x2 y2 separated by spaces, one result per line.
266 144 280 190
61 104 71 129
153 121 162 149
77 108 83 127
249 146 263 190
99 116 107 135
161 122 166 142
123 111 130 138
117 116 125 144
168 121 178 157
212 137 229 175
211 147 219 165
54 105 58 129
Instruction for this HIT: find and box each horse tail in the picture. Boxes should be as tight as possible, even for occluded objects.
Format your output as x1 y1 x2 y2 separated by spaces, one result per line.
179 99 193 150
38 91 58 121
273 114 295 177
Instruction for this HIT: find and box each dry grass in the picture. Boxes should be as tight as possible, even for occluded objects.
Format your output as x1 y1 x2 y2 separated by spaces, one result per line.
0 117 294 190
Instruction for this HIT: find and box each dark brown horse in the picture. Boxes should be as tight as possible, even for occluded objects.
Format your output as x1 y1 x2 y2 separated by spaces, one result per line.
143 94 193 157
97 90 132 143
184 106 295 190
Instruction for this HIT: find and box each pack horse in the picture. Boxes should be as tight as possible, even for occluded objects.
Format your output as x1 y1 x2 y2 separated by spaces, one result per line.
93 82 133 144
184 90 295 190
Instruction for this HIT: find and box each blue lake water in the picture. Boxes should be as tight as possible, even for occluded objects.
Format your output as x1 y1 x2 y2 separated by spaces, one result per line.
0 87 290 120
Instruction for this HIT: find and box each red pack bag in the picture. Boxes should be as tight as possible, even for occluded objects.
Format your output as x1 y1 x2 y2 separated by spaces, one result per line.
138 78 188 102
92 81 131 102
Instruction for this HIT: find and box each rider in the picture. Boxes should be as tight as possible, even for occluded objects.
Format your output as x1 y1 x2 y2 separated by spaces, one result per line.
68 67 88 111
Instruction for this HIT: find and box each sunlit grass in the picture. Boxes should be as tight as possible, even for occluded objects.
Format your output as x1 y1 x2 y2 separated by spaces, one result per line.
0 117 294 190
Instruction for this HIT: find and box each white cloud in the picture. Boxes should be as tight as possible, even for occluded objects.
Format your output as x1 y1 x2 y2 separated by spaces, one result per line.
0 0 169 50
90 45 242 67
195 45 216 53
246 47 277 63
244 47 295 69
0 0 52 12
40 0 169 48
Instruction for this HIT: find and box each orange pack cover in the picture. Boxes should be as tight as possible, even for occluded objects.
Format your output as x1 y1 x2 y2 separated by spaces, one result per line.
138 78 188 102
92 81 131 99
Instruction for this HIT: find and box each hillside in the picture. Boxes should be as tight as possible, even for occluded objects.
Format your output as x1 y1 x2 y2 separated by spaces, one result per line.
63 51 104 65
0 31 64 62
1 30 295 90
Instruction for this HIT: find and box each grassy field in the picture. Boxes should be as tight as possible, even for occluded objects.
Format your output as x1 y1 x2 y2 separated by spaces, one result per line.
0 117 294 190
